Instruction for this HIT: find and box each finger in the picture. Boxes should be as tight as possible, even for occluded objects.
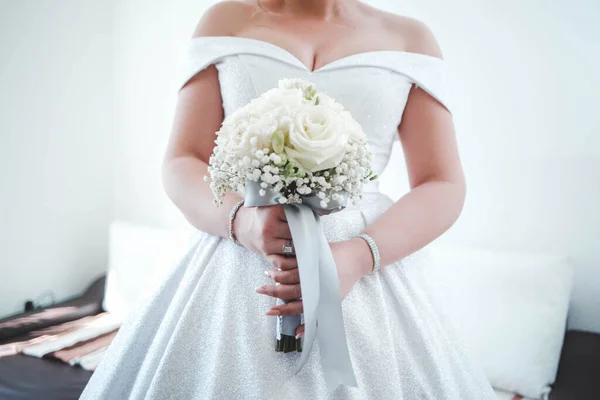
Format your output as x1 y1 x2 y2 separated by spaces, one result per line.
271 220 292 239
262 238 295 256
265 204 287 222
266 300 304 316
256 283 301 301
261 218 291 241
265 255 298 271
267 267 300 284
276 205 288 222
295 324 305 338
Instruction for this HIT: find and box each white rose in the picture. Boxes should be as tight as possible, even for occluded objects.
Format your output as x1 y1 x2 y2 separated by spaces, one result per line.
313 92 344 114
340 110 366 141
284 104 350 172
217 108 249 140
278 78 315 91
223 113 277 157
278 78 317 100
249 87 305 115
247 114 278 149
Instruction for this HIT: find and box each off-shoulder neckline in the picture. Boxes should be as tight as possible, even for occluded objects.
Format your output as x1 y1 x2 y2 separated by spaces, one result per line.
188 35 444 74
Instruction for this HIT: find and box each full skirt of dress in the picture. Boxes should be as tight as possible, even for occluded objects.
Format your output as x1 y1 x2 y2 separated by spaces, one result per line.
79 193 497 400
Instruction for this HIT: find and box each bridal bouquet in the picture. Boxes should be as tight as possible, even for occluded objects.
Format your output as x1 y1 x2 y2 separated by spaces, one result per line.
206 78 373 389
207 78 375 207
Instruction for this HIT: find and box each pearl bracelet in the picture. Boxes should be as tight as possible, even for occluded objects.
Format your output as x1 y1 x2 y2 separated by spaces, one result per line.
228 199 245 245
357 233 381 273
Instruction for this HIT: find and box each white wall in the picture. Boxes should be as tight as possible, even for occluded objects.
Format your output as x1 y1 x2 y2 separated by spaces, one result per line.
111 0 214 227
376 0 600 333
105 0 600 332
0 1 114 318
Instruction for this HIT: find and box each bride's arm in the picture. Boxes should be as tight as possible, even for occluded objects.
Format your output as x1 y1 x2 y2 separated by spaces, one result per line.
163 2 294 259
338 21 465 278
162 7 237 238
268 22 465 317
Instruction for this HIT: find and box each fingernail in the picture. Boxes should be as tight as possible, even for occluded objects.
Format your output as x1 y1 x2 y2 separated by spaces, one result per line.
266 309 281 316
255 286 266 294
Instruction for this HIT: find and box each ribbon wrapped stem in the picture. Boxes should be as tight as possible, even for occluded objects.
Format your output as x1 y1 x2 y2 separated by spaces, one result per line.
244 180 358 391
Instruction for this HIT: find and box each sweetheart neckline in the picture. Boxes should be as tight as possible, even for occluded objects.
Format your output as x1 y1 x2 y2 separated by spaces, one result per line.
189 35 444 74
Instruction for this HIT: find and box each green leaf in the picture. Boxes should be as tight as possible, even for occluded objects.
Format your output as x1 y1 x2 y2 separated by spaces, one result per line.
283 161 295 177
276 153 288 166
272 130 284 154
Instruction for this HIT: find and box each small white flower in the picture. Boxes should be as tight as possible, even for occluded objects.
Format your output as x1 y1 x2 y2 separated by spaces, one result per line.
204 77 374 208
259 189 266 196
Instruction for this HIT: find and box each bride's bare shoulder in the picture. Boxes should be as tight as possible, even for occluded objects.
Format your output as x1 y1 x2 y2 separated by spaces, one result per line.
361 4 444 59
191 0 259 38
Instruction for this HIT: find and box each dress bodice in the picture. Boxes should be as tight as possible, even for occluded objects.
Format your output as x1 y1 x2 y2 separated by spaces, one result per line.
177 36 451 188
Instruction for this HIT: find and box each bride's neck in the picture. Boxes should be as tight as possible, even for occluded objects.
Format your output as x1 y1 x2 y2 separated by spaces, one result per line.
277 0 352 19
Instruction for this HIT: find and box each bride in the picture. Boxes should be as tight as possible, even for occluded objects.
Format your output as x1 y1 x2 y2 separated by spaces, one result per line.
81 0 497 399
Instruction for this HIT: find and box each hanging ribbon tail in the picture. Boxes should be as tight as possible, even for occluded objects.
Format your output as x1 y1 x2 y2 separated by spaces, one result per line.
283 205 320 370
315 216 359 390
244 179 356 390
284 204 358 392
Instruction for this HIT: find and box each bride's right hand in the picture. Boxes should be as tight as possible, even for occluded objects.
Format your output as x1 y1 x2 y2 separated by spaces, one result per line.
232 205 297 269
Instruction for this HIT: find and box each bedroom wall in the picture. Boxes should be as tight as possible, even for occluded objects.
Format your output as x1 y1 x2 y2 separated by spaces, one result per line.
0 1 114 318
110 0 600 333
376 0 600 334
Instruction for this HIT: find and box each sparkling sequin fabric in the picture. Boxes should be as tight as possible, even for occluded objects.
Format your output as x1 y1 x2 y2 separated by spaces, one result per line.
80 36 496 400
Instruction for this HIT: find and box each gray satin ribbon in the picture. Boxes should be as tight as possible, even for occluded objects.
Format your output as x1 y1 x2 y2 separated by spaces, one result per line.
244 180 358 391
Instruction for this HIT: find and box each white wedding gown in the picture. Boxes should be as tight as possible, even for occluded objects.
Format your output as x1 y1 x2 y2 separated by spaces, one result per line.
80 36 497 400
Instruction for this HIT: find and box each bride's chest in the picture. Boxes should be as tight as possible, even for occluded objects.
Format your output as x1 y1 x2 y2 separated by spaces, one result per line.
215 55 413 141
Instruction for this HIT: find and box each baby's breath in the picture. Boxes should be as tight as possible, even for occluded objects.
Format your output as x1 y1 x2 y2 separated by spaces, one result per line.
207 79 376 207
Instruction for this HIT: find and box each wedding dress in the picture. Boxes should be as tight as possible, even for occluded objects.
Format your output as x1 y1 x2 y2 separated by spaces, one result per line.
80 36 497 400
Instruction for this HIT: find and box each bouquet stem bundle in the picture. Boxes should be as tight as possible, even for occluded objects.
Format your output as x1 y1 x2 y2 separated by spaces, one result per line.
206 78 369 389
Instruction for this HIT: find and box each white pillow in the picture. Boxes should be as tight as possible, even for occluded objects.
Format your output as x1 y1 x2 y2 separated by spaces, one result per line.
421 243 574 400
102 221 193 319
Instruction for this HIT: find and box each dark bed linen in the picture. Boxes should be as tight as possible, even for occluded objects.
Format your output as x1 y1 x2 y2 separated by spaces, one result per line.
550 330 600 400
0 354 92 400
0 276 105 345
0 276 105 400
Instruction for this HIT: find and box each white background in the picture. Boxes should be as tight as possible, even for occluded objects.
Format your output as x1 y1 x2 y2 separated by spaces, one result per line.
1 0 598 333
0 0 114 318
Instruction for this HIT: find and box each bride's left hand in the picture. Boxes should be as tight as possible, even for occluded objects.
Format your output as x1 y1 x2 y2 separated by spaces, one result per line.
256 238 373 337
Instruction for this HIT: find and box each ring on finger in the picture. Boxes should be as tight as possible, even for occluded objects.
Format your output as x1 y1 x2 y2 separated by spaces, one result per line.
282 239 295 257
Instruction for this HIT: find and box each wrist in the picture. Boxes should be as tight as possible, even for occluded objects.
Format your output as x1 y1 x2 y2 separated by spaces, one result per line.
227 198 245 244
347 238 375 278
